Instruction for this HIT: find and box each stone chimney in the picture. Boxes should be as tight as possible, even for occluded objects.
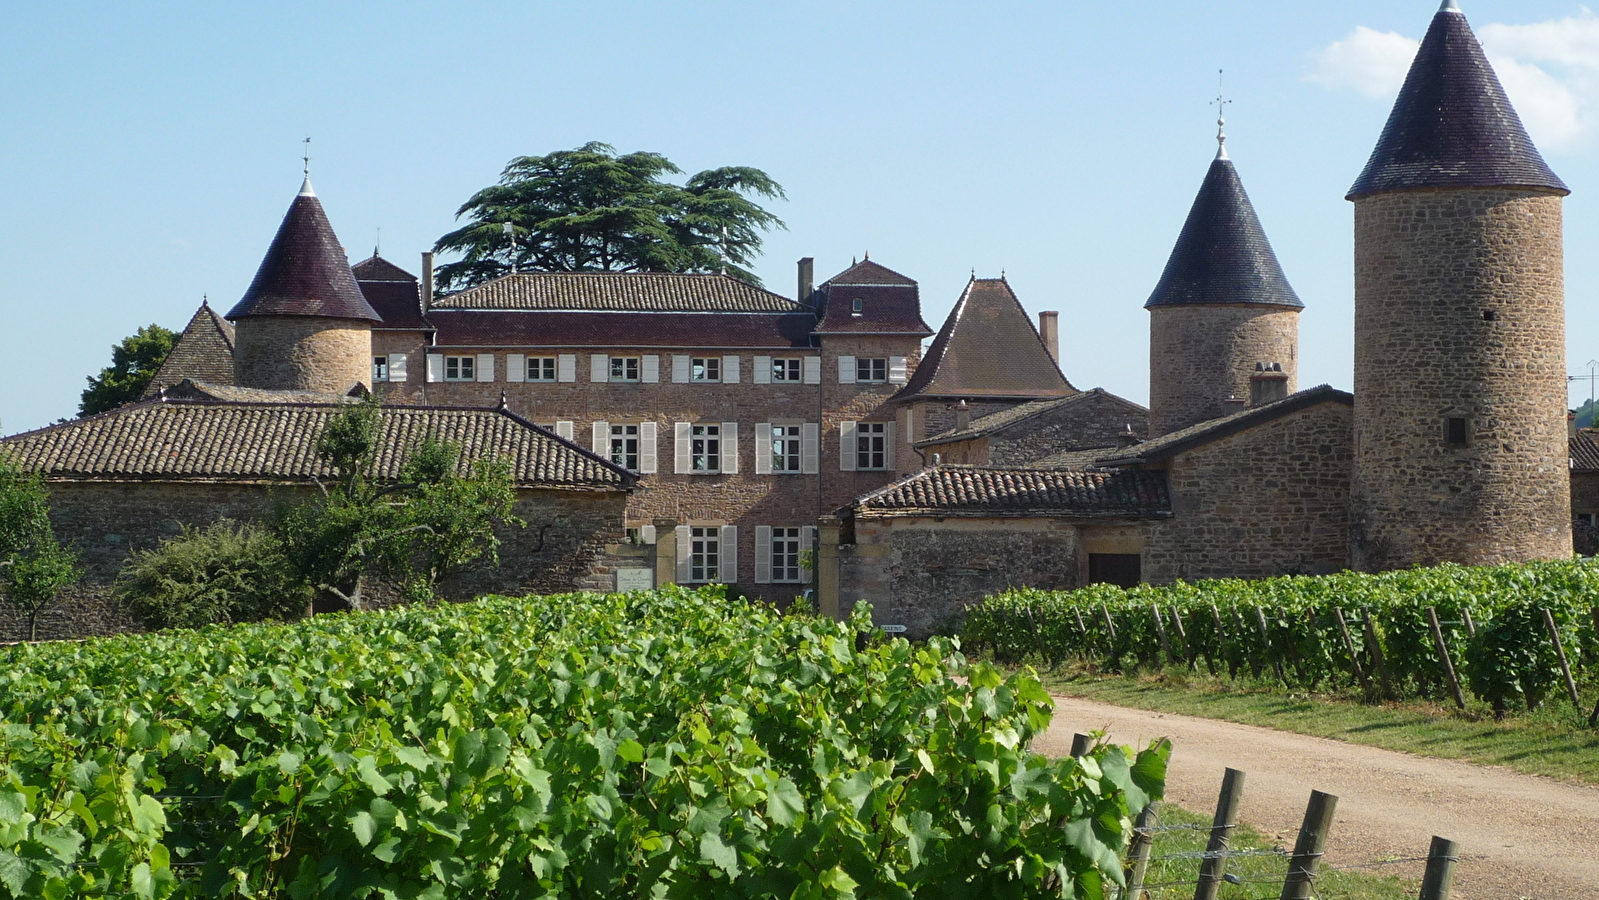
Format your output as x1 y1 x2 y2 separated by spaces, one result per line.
421 251 435 314
797 257 815 306
1249 362 1290 407
1222 396 1248 415
1038 311 1060 365
955 400 971 431
1116 424 1140 450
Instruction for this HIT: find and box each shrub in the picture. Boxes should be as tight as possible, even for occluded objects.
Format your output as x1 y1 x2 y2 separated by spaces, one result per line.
116 520 311 629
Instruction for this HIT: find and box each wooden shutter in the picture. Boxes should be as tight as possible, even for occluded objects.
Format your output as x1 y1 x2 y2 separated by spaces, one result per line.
754 424 772 475
590 354 609 383
506 353 525 383
640 524 657 544
388 353 408 382
672 355 691 383
754 525 773 584
722 355 740 384
889 356 909 384
884 422 896 469
639 422 658 474
476 354 495 382
719 525 738 583
557 354 577 382
720 422 738 475
592 421 609 456
753 356 772 384
555 421 574 441
803 356 821 385
426 353 444 383
674 422 691 474
675 525 691 582
641 355 660 383
840 421 858 471
801 423 819 475
838 356 857 384
801 526 817 581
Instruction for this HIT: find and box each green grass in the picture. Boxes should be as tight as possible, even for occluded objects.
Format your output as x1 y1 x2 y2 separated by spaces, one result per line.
1038 665 1599 785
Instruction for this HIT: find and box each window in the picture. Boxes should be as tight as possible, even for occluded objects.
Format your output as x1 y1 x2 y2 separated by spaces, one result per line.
444 356 475 381
771 358 802 382
856 422 888 470
372 356 388 382
856 358 889 383
690 527 720 583
692 424 721 473
851 298 863 314
610 424 640 471
691 357 722 382
610 357 640 382
771 527 803 583
526 356 557 382
770 425 802 473
1445 417 1469 446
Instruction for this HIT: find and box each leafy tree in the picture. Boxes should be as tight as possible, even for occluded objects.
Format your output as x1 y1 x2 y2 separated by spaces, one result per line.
116 520 312 630
0 453 81 640
79 324 178 416
433 142 785 291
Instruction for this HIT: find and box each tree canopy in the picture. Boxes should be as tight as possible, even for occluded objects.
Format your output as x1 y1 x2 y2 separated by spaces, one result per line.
0 452 80 640
79 324 177 417
433 142 785 292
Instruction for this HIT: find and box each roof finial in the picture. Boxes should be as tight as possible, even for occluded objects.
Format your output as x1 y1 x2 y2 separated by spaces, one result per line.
1212 70 1232 160
201 293 208 308
497 391 509 412
299 137 315 196
1440 0 1462 13
375 227 380 258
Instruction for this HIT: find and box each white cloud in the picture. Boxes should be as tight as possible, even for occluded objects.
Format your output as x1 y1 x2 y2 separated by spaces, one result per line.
1307 26 1418 98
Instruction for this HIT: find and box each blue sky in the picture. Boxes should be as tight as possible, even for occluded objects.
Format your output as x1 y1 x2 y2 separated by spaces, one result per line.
3 0 1598 432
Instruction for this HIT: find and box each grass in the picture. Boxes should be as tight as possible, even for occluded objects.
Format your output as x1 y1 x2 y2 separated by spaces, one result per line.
1037 664 1599 785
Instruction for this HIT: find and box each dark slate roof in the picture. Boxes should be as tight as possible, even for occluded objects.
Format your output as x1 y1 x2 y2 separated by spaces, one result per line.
1098 385 1352 467
432 273 800 313
814 259 934 336
1572 431 1599 473
1 397 631 490
1145 155 1303 310
824 259 918 286
360 281 431 331
916 389 1147 447
896 278 1074 401
351 254 418 283
142 303 236 398
849 465 1170 519
226 181 382 323
1347 6 1568 200
428 310 815 349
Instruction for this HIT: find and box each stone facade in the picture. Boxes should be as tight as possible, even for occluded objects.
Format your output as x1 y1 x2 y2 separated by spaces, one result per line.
1350 189 1571 571
1148 304 1299 437
234 316 373 393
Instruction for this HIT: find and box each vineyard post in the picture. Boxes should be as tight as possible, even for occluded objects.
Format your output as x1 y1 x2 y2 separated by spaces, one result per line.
1101 604 1119 669
1363 611 1397 701
1417 836 1459 900
1234 606 1261 680
1070 733 1094 758
1333 607 1375 698
1279 606 1307 685
1152 604 1174 666
1541 608 1582 710
1100 604 1117 640
1461 608 1477 639
1255 606 1287 684
1425 607 1468 711
1193 767 1245 900
1279 790 1338 900
1212 604 1237 679
1125 803 1157 900
1170 605 1198 671
1073 607 1088 642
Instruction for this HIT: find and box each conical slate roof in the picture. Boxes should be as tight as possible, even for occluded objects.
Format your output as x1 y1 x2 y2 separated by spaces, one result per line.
226 180 381 322
1145 155 1302 310
1347 3 1567 200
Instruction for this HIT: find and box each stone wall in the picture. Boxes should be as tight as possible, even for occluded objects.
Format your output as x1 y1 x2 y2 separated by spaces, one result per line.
233 317 373 393
922 392 1148 467
1143 399 1353 584
1350 189 1571 571
1148 305 1299 437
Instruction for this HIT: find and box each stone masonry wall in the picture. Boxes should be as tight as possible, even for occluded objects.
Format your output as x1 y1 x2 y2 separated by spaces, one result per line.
1350 189 1571 571
1148 305 1299 437
1143 400 1353 584
234 317 373 394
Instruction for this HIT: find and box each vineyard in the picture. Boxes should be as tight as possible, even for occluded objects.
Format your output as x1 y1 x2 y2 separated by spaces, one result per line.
0 587 1166 899
964 561 1599 719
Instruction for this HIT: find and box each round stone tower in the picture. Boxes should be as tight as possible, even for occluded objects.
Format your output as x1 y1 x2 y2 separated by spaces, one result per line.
1348 1 1572 571
226 177 381 393
1146 134 1303 437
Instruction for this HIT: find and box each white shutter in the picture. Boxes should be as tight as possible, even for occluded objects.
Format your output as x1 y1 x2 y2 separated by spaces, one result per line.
801 423 820 475
889 356 909 385
639 422 658 474
476 354 495 382
720 422 739 475
555 421 574 441
754 525 773 584
426 353 444 383
592 421 609 456
840 421 858 471
674 422 691 474
642 355 660 383
557 354 577 383
803 356 822 385
722 355 740 384
675 525 691 583
388 353 408 382
838 356 857 384
672 355 691 383
801 526 817 581
640 524 657 544
885 422 896 469
719 525 738 583
754 424 772 475
591 354 609 383
506 354 525 383
753 356 772 384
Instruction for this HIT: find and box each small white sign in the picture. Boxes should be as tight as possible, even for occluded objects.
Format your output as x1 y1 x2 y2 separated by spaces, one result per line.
880 625 908 634
615 569 654 591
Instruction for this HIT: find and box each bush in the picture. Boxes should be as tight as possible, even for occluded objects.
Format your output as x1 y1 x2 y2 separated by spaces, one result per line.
116 520 311 629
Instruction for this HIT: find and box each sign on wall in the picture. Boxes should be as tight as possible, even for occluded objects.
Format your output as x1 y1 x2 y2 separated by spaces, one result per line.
615 569 655 591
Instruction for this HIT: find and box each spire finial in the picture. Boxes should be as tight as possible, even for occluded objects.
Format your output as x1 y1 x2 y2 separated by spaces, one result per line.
375 227 380 258
1441 0 1462 12
1211 70 1232 160
299 137 316 196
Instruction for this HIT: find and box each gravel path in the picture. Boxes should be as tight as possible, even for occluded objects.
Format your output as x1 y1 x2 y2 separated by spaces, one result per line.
1031 696 1599 900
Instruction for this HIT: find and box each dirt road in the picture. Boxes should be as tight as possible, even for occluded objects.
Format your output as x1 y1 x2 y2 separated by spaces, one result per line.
1032 696 1599 900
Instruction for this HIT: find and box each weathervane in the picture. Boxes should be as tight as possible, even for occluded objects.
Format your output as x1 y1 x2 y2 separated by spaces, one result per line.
1211 70 1231 158
302 137 312 177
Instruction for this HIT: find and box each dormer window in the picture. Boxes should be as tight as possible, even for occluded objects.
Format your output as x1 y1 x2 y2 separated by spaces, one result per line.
851 298 864 314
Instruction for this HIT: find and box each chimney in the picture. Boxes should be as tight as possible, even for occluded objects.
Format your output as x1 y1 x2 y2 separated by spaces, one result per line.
797 257 815 307
1038 311 1060 366
1222 395 1248 415
1116 424 1140 450
420 251 435 314
955 400 971 431
1249 362 1290 407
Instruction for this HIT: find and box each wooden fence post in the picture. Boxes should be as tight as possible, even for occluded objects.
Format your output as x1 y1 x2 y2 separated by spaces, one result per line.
1070 733 1094 759
1541 608 1582 710
1193 768 1245 900
1333 607 1374 697
1125 803 1157 900
1152 604 1174 667
1280 790 1338 900
1170 605 1198 671
1417 836 1459 900
1461 608 1477 639
1426 607 1468 711
1363 611 1397 701
1101 604 1117 640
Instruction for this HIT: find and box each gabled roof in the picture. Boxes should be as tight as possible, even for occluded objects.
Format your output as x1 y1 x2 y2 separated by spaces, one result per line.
848 465 1169 519
814 258 934 336
351 254 418 283
431 272 800 313
1098 385 1352 467
1 395 632 491
1347 4 1567 200
895 278 1073 401
142 303 237 398
916 388 1146 447
226 181 382 322
823 259 917 286
1145 155 1303 310
1572 430 1599 473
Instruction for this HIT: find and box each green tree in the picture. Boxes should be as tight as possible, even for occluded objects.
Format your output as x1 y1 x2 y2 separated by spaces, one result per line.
116 520 312 630
0 453 81 640
79 324 177 416
433 142 785 291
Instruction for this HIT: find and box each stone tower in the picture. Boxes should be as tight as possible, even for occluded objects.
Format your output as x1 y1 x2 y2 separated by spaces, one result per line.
1145 136 1303 436
1348 1 1572 571
226 177 381 393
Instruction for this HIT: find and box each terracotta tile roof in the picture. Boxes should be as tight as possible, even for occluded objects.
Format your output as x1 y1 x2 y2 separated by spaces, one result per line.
1098 385 1352 467
1145 156 1303 310
431 272 800 313
143 303 236 398
428 310 815 349
1348 6 1567 200
917 389 1147 447
226 182 381 322
895 278 1073 400
814 259 934 336
0 397 631 491
1572 431 1599 473
850 465 1169 518
351 254 417 283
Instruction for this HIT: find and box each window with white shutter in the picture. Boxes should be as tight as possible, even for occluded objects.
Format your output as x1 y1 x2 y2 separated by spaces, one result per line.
722 355 740 384
754 424 772 475
555 421 574 441
639 422 658 474
591 355 609 383
753 356 772 384
889 356 909 384
639 525 657 545
719 525 738 583
608 424 639 470
754 525 773 584
592 421 609 455
770 527 804 583
674 422 691 474
388 353 408 382
476 354 495 382
426 353 444 383
557 355 577 382
506 354 525 383
801 423 820 475
840 421 858 471
642 355 660 383
675 525 691 582
687 525 722 583
803 356 822 385
720 422 738 475
672 355 691 383
373 356 389 383
838 356 857 384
